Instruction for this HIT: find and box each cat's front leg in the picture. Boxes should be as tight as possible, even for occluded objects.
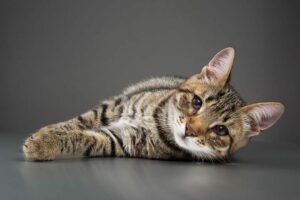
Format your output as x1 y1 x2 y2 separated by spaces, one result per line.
23 128 120 161
23 128 63 160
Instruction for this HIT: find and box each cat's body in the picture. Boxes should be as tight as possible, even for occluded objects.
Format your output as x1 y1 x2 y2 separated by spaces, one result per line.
23 48 284 161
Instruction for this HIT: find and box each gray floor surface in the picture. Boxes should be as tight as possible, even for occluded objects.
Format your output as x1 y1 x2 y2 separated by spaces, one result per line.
1 133 299 200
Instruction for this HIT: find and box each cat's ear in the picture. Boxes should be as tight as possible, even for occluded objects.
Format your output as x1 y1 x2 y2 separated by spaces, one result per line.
185 47 235 87
241 102 285 137
200 47 235 87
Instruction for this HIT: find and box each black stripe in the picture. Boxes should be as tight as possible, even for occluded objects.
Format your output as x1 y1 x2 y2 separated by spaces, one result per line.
131 135 136 146
77 115 85 124
126 86 176 98
177 88 193 94
219 104 236 115
67 146 71 153
205 96 215 103
60 140 64 152
131 106 137 118
140 128 147 146
130 94 144 118
77 123 85 130
95 144 102 155
110 137 116 156
92 109 98 120
101 130 115 156
114 98 122 106
71 137 76 154
216 91 225 100
153 96 183 153
110 130 130 156
83 136 96 157
117 105 124 119
223 115 230 122
227 134 234 156
64 139 68 148
77 115 92 129
100 104 109 126
63 124 72 131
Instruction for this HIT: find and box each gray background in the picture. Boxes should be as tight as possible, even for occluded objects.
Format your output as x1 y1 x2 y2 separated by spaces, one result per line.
1 1 300 200
1 0 299 144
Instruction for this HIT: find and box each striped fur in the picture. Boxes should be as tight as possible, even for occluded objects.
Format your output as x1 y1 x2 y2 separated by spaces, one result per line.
23 48 284 161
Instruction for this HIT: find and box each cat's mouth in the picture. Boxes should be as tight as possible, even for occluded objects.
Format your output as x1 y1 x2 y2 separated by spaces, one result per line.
185 124 197 137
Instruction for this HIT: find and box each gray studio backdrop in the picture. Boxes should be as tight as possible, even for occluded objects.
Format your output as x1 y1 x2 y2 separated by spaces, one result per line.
0 0 299 144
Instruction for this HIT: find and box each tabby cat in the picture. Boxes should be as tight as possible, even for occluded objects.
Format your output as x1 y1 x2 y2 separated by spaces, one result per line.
23 47 284 161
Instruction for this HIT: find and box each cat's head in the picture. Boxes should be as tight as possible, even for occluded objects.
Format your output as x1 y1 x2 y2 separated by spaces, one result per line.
169 47 284 159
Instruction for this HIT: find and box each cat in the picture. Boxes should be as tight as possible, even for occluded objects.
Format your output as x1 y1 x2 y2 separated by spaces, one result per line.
23 47 284 161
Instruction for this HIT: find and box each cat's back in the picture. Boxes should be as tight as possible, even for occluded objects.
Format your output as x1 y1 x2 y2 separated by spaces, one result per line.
122 76 186 96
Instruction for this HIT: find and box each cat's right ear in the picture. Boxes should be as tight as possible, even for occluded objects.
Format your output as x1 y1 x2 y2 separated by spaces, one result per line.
184 47 235 87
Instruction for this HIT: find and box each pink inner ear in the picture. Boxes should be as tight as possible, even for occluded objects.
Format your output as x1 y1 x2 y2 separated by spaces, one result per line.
203 67 216 80
209 49 230 69
249 104 284 132
259 113 279 130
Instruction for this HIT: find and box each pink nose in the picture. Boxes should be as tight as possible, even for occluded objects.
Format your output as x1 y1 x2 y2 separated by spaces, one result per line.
185 124 197 137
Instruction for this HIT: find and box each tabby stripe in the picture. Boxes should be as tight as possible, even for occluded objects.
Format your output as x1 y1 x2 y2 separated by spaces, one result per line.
64 139 68 149
71 137 76 154
205 96 215 103
77 115 93 129
114 98 122 106
67 145 71 153
131 94 144 118
223 115 230 122
215 91 225 100
126 86 176 98
117 105 124 119
60 140 64 152
110 129 129 156
177 88 193 94
153 95 183 152
100 104 109 126
77 116 85 126
227 134 234 155
92 109 98 120
101 129 116 156
63 124 73 131
140 128 147 145
220 107 235 115
83 136 97 157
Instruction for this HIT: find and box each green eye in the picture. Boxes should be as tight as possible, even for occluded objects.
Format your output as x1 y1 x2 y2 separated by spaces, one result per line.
212 125 229 136
192 95 202 110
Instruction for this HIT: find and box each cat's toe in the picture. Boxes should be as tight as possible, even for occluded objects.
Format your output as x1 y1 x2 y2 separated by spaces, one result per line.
23 132 60 161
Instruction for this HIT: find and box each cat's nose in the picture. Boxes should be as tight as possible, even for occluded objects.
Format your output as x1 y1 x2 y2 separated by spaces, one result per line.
185 124 197 137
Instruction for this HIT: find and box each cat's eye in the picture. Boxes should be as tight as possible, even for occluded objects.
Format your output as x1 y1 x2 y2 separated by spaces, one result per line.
211 125 229 136
192 95 202 110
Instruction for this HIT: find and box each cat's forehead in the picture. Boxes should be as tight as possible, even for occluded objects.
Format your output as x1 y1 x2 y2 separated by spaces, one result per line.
204 85 245 119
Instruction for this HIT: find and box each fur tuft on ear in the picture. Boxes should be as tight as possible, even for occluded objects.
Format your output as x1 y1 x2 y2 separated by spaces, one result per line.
241 102 285 137
200 47 235 86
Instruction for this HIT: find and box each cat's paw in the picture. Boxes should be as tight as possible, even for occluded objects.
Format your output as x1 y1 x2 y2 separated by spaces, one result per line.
23 130 61 161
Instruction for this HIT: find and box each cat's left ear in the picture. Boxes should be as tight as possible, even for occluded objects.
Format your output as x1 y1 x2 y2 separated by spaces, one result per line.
240 102 285 137
185 47 235 87
202 47 235 87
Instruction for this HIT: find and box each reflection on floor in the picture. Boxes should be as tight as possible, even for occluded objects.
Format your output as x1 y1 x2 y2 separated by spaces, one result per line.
1 133 300 200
